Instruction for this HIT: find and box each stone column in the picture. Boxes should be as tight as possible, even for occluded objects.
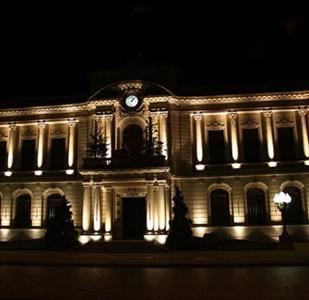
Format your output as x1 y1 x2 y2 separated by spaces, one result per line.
159 112 168 158
93 184 101 232
263 111 275 160
151 113 159 143
164 185 171 231
67 119 76 169
104 187 113 236
7 123 16 170
105 116 113 159
158 184 166 232
228 112 239 161
193 114 203 162
146 181 154 232
299 109 309 158
153 182 159 232
114 104 120 150
82 183 91 233
36 121 45 169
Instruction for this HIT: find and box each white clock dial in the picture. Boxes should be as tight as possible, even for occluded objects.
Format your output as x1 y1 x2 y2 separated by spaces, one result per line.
125 95 139 108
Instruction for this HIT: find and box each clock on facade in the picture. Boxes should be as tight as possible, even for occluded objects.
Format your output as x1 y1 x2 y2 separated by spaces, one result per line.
122 94 142 111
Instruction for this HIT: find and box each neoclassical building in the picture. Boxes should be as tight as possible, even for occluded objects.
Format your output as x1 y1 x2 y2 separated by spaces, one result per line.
1 80 309 243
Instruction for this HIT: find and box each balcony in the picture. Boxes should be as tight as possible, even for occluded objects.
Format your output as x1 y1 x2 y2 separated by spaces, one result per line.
83 154 167 170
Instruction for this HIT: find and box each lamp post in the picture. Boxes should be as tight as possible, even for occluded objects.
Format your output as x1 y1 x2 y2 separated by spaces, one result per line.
273 191 294 249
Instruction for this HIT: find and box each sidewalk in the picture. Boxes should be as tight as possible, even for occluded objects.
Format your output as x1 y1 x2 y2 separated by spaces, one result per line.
1 243 309 267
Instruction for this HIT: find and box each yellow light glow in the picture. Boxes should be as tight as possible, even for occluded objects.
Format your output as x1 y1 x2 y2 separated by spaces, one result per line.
93 186 101 232
268 161 277 168
4 170 12 177
7 125 15 169
265 116 274 159
68 120 76 168
37 123 45 168
104 233 112 241
192 226 207 237
144 234 156 242
155 234 167 244
304 160 309 166
104 188 112 233
195 164 205 171
231 163 241 169
232 226 246 239
153 186 159 231
0 228 11 239
159 185 165 231
233 216 245 223
34 170 43 176
90 235 102 242
195 115 203 162
230 119 239 161
79 235 91 244
299 111 309 157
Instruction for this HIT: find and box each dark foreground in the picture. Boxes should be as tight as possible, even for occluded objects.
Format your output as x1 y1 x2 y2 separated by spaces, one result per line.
0 266 308 300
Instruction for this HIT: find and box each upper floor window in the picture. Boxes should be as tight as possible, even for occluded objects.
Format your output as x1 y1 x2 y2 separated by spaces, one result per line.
50 138 66 170
208 130 225 164
277 127 295 161
0 141 7 171
21 139 36 170
243 128 260 163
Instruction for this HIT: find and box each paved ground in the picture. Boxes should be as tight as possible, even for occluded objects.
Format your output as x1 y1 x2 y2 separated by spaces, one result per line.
1 265 309 300
1 242 309 267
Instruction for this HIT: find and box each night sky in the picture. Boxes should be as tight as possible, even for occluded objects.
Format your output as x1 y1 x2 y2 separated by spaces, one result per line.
0 2 309 102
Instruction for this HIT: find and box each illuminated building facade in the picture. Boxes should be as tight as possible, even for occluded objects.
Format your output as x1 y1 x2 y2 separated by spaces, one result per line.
1 80 309 243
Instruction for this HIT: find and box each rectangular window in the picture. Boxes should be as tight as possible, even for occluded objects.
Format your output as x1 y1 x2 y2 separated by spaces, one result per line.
50 138 66 170
208 130 225 164
0 141 7 171
278 127 295 161
243 128 260 162
21 139 36 170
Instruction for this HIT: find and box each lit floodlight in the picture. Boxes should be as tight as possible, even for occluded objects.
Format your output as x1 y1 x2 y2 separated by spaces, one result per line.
268 161 277 167
34 170 43 176
4 170 12 177
195 164 205 171
231 163 241 169
65 169 74 175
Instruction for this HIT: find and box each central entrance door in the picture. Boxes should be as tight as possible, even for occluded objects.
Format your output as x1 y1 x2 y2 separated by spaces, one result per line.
122 197 146 240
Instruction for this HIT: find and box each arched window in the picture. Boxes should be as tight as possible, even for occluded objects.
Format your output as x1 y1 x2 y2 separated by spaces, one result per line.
283 186 304 224
46 194 63 223
210 189 230 226
15 194 31 228
246 188 266 225
123 124 143 156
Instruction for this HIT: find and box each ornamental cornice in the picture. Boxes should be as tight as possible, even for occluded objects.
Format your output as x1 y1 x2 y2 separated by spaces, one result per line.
1 91 309 117
174 91 309 105
298 108 307 116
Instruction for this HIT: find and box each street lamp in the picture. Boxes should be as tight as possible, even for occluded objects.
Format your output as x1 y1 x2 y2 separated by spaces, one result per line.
273 191 294 249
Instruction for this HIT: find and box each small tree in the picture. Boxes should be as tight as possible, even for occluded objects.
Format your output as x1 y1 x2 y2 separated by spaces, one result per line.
45 195 79 249
143 116 164 156
87 119 108 159
166 185 193 249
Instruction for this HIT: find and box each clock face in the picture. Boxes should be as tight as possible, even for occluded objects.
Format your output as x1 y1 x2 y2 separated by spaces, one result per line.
125 95 139 108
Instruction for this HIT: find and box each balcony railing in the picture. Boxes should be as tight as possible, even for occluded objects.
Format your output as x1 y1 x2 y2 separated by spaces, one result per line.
83 154 167 169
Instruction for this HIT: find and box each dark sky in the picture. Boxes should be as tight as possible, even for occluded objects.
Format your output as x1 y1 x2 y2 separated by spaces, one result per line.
0 2 309 101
